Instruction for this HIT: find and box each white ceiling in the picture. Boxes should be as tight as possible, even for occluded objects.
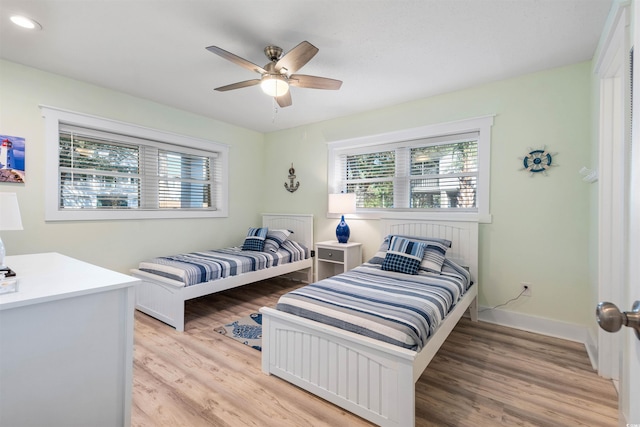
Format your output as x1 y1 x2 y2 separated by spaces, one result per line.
0 0 612 133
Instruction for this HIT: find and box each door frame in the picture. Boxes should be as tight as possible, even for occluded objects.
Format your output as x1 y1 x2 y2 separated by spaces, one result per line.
594 1 630 381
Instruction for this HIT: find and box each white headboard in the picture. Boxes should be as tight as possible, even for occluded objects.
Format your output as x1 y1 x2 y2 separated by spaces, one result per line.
262 213 314 250
380 219 479 283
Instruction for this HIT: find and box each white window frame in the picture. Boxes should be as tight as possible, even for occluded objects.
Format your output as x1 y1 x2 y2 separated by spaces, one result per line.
327 115 494 223
41 105 229 221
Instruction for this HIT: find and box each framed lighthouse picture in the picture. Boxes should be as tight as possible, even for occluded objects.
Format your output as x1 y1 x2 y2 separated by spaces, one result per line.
0 135 25 183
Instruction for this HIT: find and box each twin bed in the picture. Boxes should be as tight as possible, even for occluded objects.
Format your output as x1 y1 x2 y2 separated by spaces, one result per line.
131 214 478 427
262 218 478 427
130 214 314 332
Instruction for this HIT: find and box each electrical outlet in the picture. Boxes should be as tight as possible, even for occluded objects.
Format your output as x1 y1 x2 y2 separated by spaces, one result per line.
521 282 532 297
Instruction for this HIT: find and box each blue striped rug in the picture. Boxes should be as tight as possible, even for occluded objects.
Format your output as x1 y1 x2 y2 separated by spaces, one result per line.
215 312 262 351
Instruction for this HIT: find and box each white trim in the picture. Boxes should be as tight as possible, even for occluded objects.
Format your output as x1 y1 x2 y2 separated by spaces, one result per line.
328 211 492 224
326 115 495 150
478 307 602 378
585 328 599 371
593 1 631 75
478 306 589 344
327 115 494 223
592 2 630 380
40 105 230 221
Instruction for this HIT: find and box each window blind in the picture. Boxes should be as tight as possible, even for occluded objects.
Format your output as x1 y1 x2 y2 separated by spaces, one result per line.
59 124 218 211
343 150 395 208
334 131 479 211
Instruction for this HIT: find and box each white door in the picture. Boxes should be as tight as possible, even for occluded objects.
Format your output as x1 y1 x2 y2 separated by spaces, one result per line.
596 2 639 424
621 121 640 423
621 3 640 420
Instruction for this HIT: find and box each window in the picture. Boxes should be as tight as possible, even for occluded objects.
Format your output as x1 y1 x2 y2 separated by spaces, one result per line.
344 150 395 208
408 138 478 210
42 106 229 221
328 116 493 222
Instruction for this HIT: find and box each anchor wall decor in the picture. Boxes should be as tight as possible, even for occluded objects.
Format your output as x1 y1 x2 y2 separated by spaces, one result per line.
284 163 300 193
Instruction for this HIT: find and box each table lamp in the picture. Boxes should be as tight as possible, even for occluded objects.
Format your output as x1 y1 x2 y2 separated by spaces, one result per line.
328 193 356 243
0 193 23 276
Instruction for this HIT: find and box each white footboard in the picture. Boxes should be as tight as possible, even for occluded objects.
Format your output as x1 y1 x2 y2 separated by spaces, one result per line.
135 278 186 331
260 307 417 427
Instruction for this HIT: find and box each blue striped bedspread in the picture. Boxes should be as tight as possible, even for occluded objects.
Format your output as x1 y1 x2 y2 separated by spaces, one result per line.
276 258 471 351
138 240 309 287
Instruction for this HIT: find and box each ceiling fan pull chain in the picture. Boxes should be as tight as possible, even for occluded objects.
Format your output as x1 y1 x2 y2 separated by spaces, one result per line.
272 98 279 123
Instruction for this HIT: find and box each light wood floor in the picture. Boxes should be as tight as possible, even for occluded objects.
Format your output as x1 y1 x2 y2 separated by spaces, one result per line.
132 278 618 427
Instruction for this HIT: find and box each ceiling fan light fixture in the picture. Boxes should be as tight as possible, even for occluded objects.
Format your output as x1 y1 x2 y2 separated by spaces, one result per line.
207 41 341 107
260 75 289 97
10 15 42 30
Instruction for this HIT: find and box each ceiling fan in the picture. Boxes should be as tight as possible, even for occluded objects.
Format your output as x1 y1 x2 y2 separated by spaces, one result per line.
205 41 342 108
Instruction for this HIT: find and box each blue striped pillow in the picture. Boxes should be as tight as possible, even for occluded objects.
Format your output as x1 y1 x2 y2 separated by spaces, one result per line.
420 241 449 273
367 234 451 267
381 236 426 275
241 227 268 251
380 234 451 251
263 229 292 253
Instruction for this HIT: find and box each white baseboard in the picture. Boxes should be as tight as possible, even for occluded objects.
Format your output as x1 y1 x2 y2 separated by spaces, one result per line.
477 306 589 345
584 328 598 370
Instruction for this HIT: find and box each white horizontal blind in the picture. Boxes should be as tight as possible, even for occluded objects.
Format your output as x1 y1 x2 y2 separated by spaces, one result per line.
156 149 212 209
335 131 479 211
409 136 478 210
341 149 395 208
59 124 217 211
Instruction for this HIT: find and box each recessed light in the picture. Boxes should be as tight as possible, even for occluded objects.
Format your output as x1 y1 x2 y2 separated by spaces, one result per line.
10 15 42 30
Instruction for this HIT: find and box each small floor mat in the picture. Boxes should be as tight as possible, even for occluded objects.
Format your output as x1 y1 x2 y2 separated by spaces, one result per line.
215 312 262 351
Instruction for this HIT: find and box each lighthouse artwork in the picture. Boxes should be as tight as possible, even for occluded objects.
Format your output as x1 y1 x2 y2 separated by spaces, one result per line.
0 135 25 183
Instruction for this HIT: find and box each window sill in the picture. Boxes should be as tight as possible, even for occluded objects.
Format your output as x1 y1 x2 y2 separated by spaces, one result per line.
45 208 228 222
327 211 492 224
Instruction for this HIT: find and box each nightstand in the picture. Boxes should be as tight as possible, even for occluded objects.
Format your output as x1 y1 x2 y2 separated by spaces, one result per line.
315 240 362 281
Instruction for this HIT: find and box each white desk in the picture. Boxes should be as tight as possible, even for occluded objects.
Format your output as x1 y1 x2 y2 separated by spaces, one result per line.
0 253 139 427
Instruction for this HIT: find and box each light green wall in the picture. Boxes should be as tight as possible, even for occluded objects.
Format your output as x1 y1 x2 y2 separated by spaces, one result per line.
263 62 594 326
0 58 595 327
0 59 265 272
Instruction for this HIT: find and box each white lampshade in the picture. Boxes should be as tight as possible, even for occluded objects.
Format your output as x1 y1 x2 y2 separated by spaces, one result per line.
0 193 23 231
328 193 356 215
261 75 289 97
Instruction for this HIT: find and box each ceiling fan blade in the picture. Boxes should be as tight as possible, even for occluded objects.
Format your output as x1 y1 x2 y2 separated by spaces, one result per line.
206 45 267 74
275 41 319 75
214 79 261 92
276 91 292 108
289 74 342 90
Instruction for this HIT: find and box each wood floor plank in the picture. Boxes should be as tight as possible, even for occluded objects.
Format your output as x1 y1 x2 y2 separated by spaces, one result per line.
132 277 618 427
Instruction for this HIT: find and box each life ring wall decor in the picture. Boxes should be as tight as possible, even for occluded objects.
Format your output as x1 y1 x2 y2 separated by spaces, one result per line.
521 147 556 176
284 163 300 193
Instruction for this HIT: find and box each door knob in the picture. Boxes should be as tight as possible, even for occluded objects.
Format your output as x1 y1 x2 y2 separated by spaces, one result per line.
596 301 640 340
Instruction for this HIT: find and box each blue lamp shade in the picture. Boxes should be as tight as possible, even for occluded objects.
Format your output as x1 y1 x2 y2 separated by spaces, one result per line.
328 193 356 244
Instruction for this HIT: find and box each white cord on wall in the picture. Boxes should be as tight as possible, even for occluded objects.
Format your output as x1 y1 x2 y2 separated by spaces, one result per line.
479 286 528 313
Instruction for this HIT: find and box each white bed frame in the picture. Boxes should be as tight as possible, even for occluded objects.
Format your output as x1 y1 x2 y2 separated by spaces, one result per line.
130 213 314 332
260 219 478 427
